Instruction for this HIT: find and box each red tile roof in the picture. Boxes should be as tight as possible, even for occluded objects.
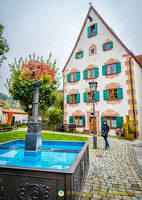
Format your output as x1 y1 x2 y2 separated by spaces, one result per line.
136 55 142 65
0 104 3 107
2 109 27 114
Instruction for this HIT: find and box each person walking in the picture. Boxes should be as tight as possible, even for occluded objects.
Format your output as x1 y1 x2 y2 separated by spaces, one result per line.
101 120 110 150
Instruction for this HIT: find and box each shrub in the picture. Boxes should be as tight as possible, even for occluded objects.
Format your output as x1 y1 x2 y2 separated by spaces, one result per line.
46 108 63 124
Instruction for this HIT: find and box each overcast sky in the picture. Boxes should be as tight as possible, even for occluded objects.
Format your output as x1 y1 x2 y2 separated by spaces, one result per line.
0 0 142 95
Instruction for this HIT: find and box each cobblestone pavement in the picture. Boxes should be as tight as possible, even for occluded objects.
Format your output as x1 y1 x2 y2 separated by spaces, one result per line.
81 136 142 200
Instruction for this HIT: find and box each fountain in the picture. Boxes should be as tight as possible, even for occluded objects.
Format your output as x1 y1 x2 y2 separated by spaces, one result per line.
0 82 89 200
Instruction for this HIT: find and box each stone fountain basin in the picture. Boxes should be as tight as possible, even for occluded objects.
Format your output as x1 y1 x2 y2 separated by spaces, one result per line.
0 140 89 200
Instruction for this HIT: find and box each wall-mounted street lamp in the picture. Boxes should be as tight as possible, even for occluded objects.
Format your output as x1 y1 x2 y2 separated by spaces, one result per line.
89 81 98 149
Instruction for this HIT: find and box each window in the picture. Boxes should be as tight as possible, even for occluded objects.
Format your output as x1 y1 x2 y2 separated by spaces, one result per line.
74 116 83 126
84 91 100 102
88 24 97 38
102 41 113 51
75 51 83 59
104 116 117 128
87 92 93 102
87 69 95 79
90 25 95 37
91 48 95 54
77 52 82 58
105 43 111 50
70 73 77 82
108 89 118 100
70 94 77 104
89 46 96 56
107 64 116 75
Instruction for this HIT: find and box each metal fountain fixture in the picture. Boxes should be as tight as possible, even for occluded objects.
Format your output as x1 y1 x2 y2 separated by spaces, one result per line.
89 81 98 149
25 82 42 152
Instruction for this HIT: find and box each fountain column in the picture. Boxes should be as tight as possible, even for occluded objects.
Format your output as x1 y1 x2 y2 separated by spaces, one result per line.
25 82 42 152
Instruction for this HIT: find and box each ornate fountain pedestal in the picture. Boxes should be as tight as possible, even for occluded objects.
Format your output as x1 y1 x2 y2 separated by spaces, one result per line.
25 82 42 152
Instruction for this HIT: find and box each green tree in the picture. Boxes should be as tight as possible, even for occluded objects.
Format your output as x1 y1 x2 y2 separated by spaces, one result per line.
46 108 63 124
53 90 63 110
0 24 9 67
6 53 60 117
0 99 10 109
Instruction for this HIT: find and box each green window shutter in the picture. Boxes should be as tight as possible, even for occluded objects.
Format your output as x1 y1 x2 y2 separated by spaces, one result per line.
116 62 121 73
101 116 104 127
110 41 113 48
83 116 86 127
83 70 87 79
67 74 70 82
117 116 123 128
87 26 90 38
75 53 77 58
102 65 107 75
103 90 108 100
67 95 70 104
95 68 99 77
95 91 100 102
81 51 83 57
76 93 80 103
77 72 80 81
117 88 123 99
83 93 87 102
102 44 105 51
95 23 97 35
69 116 74 124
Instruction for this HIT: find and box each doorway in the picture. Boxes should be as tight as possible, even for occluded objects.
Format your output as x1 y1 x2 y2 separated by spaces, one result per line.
90 117 97 133
11 116 15 126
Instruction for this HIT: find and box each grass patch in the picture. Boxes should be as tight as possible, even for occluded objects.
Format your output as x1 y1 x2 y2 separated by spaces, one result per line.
0 131 88 143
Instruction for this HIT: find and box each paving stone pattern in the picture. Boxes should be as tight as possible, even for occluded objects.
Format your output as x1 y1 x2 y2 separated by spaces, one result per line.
81 137 142 200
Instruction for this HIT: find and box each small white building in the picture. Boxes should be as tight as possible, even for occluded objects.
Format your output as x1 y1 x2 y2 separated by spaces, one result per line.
63 5 142 137
0 104 28 126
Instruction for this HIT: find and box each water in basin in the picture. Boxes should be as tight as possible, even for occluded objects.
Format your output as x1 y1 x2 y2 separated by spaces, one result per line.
0 140 85 170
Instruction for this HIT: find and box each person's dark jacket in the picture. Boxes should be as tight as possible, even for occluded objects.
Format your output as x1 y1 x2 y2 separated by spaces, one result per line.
101 121 109 136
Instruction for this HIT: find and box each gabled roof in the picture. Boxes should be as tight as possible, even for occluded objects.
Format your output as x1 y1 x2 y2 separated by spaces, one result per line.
2 109 27 114
63 5 142 72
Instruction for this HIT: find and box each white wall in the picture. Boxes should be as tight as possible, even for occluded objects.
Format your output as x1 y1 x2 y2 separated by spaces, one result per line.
1 112 28 125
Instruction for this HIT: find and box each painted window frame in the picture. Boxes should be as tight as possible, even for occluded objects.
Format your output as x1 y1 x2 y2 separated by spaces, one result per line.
108 88 118 100
87 68 95 79
70 94 77 104
77 51 82 58
87 92 93 102
89 46 96 56
74 116 83 127
107 63 117 75
90 24 96 37
104 116 117 129
103 41 113 51
70 72 77 82
75 51 83 59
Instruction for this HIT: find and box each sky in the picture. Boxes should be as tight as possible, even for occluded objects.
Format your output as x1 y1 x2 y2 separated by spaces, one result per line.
0 0 142 95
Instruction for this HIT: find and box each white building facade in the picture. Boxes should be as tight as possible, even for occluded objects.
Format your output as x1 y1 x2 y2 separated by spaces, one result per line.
63 5 142 136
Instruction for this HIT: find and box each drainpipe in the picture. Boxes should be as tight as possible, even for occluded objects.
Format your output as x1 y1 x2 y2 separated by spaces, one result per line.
129 56 137 138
